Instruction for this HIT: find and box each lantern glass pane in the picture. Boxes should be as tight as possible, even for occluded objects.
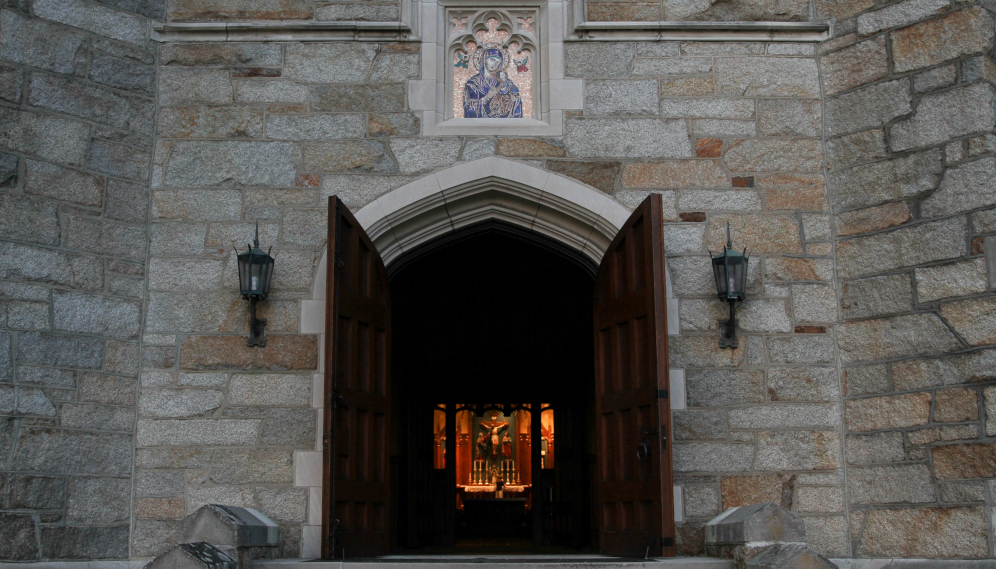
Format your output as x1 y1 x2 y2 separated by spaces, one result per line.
712 258 728 297
237 252 251 296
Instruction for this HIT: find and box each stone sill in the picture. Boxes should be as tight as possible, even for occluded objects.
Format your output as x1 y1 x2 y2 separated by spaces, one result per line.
150 20 417 42
151 19 829 42
569 20 830 42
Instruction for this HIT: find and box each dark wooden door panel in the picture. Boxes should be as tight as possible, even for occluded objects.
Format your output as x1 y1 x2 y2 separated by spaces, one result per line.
593 195 674 558
323 196 392 559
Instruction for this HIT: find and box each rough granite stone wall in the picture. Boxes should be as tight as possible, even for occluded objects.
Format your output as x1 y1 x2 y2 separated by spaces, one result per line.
0 0 161 560
5 0 996 562
586 0 818 24
820 0 996 559
146 28 847 556
164 0 402 25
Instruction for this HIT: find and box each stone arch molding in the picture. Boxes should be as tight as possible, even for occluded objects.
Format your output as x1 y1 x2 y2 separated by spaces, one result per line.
302 157 678 330
293 157 684 556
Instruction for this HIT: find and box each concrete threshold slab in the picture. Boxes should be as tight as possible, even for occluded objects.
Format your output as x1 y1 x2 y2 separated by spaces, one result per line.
254 558 734 568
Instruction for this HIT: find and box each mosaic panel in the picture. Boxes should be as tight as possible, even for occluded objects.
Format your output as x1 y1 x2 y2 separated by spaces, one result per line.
449 9 537 119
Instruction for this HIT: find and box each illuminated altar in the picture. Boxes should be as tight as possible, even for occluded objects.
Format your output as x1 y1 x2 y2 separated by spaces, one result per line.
433 404 554 511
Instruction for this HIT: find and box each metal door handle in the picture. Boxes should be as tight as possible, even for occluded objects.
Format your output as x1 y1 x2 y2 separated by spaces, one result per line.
636 428 658 461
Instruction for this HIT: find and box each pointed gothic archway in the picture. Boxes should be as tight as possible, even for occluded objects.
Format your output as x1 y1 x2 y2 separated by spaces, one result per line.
295 157 683 558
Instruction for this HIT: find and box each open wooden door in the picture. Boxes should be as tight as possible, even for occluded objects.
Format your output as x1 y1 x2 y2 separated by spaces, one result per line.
322 196 391 559
593 194 675 558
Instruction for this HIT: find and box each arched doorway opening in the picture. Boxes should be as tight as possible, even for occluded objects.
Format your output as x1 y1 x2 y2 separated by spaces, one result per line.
303 159 678 559
389 221 597 551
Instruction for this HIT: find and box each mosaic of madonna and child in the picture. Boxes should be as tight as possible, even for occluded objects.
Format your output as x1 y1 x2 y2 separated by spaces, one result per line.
452 17 534 119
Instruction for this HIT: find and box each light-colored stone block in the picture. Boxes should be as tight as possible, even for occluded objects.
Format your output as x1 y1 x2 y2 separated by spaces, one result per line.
294 450 323 487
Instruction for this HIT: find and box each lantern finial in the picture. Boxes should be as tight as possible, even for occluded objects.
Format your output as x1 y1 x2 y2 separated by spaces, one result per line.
726 220 732 250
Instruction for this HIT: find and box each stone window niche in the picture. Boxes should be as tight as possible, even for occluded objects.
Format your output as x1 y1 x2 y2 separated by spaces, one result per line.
409 0 583 136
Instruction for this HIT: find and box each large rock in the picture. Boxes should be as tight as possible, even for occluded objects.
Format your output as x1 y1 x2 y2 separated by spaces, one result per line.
835 202 909 236
311 84 405 112
169 0 311 19
622 160 727 189
715 57 819 97
892 7 994 73
674 443 753 473
0 513 38 560
136 419 261 447
857 0 948 35
13 429 132 476
146 542 236 569
846 432 905 465
301 140 394 173
284 44 377 83
0 9 85 74
845 393 931 432
939 298 996 346
210 449 293 485
23 159 103 207
66 477 131 523
159 107 264 139
892 349 996 390
839 313 962 363
932 443 996 480
165 141 297 188
391 138 462 174
666 0 810 21
705 502 805 547
686 370 764 407
841 273 913 320
16 331 103 368
856 506 988 557
891 83 996 152
28 74 153 133
915 258 987 302
161 44 282 67
820 35 887 96
836 217 965 279
90 53 155 96
755 430 840 470
746 543 837 569
178 504 279 548
34 0 146 44
564 118 692 158
139 389 225 418
53 291 141 339
827 148 942 211
825 79 911 137
39 526 129 559
565 43 636 77
0 107 90 167
847 464 936 505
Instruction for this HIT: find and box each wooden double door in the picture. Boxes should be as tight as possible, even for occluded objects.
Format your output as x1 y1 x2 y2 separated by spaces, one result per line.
321 194 676 558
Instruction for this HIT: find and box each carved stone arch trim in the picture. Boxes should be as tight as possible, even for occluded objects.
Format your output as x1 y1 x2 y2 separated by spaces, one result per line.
306 157 676 309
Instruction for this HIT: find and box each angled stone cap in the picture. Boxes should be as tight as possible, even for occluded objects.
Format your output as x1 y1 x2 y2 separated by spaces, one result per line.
704 502 806 545
178 504 279 548
747 543 837 569
146 542 236 569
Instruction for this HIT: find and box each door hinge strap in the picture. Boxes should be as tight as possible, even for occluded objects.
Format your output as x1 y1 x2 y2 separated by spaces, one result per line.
657 389 668 399
660 424 667 450
661 536 674 547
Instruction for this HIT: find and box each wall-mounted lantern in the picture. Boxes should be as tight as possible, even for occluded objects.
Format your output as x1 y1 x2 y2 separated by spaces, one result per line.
711 222 749 349
236 222 275 347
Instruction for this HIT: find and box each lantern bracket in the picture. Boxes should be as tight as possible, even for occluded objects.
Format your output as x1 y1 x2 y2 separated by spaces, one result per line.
248 297 267 348
719 299 738 349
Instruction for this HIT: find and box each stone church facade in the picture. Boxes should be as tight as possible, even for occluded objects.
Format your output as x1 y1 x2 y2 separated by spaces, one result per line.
2 0 996 562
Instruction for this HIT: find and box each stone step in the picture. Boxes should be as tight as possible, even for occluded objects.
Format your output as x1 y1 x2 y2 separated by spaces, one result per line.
254 557 733 569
